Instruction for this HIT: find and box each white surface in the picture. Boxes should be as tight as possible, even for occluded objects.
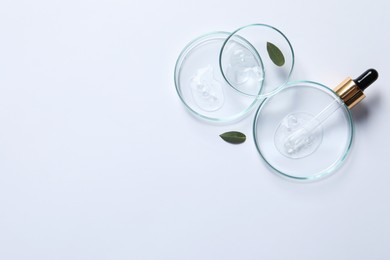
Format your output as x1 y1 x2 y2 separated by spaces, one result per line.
0 0 389 259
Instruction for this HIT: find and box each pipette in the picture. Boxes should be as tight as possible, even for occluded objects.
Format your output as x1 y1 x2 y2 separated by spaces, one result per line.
282 69 378 157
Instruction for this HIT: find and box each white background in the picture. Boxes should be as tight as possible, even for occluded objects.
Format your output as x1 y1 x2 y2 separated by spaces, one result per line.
0 0 389 259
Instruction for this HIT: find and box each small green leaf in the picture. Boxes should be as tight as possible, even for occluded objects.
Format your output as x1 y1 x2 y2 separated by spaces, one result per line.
266 42 285 67
219 131 246 144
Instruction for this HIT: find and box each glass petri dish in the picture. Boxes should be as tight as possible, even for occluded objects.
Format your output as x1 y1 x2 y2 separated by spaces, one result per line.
220 24 294 98
174 32 262 123
253 81 354 181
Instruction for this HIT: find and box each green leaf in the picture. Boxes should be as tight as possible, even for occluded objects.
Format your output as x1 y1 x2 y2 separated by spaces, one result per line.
266 42 285 67
219 131 246 144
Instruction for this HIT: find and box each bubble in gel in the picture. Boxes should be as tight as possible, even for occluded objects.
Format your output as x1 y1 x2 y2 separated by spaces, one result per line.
230 48 256 67
190 65 224 112
274 112 323 159
287 115 298 126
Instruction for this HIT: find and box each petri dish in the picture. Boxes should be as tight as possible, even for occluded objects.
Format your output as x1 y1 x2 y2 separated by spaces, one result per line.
220 24 294 98
253 81 354 181
174 32 262 123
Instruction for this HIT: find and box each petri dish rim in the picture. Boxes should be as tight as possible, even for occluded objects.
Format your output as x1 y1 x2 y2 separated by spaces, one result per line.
174 31 262 123
252 80 354 181
219 23 295 98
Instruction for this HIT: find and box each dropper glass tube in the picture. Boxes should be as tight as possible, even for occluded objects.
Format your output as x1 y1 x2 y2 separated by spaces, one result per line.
280 69 378 159
281 98 343 157
254 81 354 180
253 69 378 181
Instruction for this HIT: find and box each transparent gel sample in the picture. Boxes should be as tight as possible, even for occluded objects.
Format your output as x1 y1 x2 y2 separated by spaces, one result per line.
222 45 264 95
174 32 262 122
190 65 224 112
253 81 353 181
275 112 323 159
220 24 294 97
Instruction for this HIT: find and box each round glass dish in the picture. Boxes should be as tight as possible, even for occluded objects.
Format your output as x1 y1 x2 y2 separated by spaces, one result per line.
174 32 262 123
220 24 294 98
253 81 354 181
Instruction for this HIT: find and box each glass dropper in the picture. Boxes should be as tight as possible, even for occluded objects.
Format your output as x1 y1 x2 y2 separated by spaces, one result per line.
282 69 379 156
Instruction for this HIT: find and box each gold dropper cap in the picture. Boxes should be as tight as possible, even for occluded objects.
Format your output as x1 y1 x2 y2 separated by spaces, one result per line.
333 69 378 109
